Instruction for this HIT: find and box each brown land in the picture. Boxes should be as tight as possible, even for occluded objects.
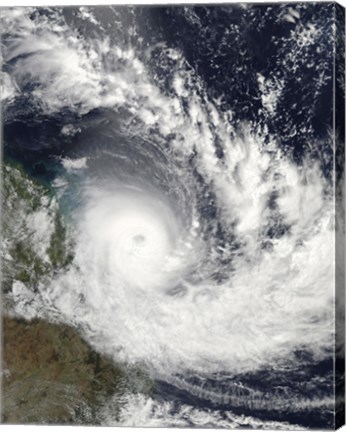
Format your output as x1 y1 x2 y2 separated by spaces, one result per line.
1 316 125 425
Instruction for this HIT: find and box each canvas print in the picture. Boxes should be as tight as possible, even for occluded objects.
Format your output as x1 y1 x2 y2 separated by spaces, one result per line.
0 2 345 429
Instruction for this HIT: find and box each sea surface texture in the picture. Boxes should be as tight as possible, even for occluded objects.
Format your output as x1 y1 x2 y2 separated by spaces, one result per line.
1 3 344 429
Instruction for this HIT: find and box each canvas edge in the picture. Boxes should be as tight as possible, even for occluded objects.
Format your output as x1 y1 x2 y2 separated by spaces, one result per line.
334 1 345 430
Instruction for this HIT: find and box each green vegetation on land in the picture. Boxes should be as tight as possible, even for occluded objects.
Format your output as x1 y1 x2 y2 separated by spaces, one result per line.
2 162 74 295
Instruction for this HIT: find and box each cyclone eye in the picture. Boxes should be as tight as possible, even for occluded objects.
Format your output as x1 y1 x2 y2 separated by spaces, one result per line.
133 234 146 244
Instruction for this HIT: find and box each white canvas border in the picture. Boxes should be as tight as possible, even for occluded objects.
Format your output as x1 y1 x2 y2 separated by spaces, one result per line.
0 1 345 432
